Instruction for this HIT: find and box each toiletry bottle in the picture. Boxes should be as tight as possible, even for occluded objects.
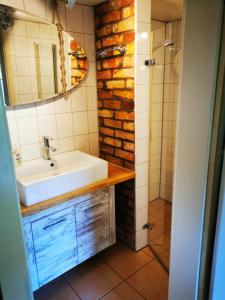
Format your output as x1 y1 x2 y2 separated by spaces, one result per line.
12 146 22 166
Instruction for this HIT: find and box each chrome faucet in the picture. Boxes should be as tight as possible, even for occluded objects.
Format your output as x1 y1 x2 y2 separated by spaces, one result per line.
42 136 57 160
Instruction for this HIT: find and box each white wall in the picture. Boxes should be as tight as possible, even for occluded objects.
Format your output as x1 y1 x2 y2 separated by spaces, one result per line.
169 0 223 299
3 0 99 162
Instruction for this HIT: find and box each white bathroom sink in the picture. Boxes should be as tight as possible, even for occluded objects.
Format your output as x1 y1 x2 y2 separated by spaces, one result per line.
16 151 108 206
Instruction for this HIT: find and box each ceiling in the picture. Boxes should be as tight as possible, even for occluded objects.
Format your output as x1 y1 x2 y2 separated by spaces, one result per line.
151 0 183 21
75 0 182 21
76 0 105 5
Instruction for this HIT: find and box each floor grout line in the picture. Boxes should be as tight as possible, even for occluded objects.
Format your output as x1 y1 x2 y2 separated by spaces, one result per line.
98 279 126 300
100 259 151 299
63 275 82 300
125 279 147 300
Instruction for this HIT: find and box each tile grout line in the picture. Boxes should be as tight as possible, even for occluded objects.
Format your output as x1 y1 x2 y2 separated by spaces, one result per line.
100 259 153 299
63 275 82 300
125 280 147 300
98 279 126 300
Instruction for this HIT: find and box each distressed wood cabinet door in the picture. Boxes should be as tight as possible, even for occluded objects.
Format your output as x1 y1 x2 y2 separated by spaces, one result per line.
75 193 110 262
32 206 78 286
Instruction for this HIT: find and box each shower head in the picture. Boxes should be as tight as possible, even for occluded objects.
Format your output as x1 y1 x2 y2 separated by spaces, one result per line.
164 40 174 47
153 39 174 51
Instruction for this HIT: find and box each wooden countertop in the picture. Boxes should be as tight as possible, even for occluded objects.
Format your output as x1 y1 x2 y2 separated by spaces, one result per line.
21 163 135 217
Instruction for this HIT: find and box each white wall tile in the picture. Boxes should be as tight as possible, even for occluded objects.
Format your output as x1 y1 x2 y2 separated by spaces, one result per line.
66 4 83 33
17 117 39 145
136 138 149 164
58 137 75 153
149 184 160 201
136 55 149 85
36 101 55 115
24 0 46 20
137 22 150 55
15 104 36 117
56 113 73 138
21 143 41 161
38 115 58 139
136 206 148 231
136 184 148 210
87 110 98 133
83 6 95 34
136 162 149 187
137 0 151 23
73 112 88 135
84 34 95 55
0 0 24 10
87 87 97 110
7 117 19 146
136 112 149 139
85 62 97 87
151 103 163 122
54 97 72 113
135 85 149 113
71 87 87 112
75 134 89 153
152 65 164 84
89 132 99 155
136 229 148 251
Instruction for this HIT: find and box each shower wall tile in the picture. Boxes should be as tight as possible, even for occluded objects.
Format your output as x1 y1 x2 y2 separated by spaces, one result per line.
149 20 165 203
160 20 182 201
5 2 98 162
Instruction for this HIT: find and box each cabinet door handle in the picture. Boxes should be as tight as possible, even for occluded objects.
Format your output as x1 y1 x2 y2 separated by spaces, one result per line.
84 203 103 214
43 218 67 230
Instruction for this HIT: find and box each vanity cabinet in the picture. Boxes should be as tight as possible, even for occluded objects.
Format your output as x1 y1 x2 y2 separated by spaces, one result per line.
22 187 115 291
75 193 110 263
32 206 78 286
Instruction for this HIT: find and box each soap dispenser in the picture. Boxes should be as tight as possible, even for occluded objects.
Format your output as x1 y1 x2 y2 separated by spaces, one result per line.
12 145 22 166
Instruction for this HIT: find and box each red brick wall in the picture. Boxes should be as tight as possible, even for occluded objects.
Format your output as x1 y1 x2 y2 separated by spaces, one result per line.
95 0 136 249
95 0 135 171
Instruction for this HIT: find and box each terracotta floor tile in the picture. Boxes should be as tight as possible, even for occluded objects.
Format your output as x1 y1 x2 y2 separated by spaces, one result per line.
141 246 156 258
148 243 166 256
148 227 162 240
65 256 122 300
153 219 170 234
149 207 171 223
149 199 167 210
34 277 79 300
102 282 144 300
127 260 168 300
101 242 153 279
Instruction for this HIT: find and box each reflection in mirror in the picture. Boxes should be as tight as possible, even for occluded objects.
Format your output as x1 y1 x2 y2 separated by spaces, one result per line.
0 9 88 106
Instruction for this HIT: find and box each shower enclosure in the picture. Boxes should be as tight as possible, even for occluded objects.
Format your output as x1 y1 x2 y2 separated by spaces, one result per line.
148 19 182 271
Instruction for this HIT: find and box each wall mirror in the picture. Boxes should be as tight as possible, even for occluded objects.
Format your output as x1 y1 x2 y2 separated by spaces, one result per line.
0 7 88 106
